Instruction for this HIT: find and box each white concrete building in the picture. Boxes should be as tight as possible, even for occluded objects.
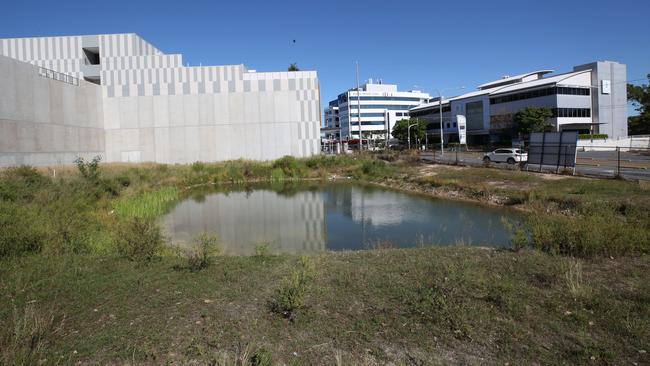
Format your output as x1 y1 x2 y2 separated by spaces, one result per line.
0 33 321 167
410 61 627 144
328 81 430 145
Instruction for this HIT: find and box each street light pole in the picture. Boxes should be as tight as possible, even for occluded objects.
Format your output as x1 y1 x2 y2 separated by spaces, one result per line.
356 61 362 151
437 90 444 156
407 123 418 150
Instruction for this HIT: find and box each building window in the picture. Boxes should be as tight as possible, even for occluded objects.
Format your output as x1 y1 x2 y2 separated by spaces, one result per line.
552 108 591 118
490 86 590 105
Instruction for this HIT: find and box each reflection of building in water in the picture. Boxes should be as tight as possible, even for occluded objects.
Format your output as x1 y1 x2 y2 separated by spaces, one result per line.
160 189 325 255
325 185 428 227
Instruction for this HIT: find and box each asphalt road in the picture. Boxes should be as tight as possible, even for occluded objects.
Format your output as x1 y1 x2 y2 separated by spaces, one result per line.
420 150 650 181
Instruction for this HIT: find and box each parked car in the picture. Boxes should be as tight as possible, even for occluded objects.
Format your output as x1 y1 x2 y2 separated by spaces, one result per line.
483 148 527 164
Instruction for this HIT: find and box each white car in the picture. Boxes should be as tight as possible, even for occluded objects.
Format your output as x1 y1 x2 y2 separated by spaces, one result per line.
483 148 527 165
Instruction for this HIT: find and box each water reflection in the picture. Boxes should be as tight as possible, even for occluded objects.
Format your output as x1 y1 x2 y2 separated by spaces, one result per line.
160 182 521 255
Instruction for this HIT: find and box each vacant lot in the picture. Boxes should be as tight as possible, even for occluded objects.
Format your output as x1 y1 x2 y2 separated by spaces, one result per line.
1 155 649 365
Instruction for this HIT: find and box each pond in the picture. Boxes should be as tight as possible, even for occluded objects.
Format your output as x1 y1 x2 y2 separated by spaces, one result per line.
159 182 523 255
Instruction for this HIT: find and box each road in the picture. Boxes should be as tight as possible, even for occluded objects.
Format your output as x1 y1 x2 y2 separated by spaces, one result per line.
419 150 650 180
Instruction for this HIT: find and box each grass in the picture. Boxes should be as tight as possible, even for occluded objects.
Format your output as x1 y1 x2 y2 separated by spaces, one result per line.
113 186 179 219
1 154 650 364
0 248 648 365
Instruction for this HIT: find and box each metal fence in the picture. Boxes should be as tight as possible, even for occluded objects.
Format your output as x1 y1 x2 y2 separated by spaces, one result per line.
418 146 650 181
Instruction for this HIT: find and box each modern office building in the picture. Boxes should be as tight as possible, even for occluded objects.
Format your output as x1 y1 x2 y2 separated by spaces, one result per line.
409 61 627 144
0 33 321 167
326 81 430 145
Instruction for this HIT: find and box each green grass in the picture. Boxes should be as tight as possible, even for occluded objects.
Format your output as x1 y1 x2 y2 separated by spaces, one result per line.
113 186 179 219
1 248 648 365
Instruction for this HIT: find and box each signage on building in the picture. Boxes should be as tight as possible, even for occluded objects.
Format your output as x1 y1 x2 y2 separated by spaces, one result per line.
601 79 611 94
456 115 467 145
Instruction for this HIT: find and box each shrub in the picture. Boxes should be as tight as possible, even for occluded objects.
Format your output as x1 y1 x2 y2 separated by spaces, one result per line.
74 155 102 181
272 156 304 178
115 218 164 262
0 166 51 202
269 256 315 320
249 347 273 366
355 159 394 179
527 203 650 257
578 133 608 140
191 161 206 172
254 242 272 257
185 233 220 271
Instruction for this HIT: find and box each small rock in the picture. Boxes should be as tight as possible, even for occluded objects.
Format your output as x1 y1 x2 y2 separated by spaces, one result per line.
203 299 213 304
590 356 595 360
564 311 572 315
639 349 646 354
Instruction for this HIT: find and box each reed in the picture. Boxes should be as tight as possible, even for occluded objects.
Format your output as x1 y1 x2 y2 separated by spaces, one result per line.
113 186 179 219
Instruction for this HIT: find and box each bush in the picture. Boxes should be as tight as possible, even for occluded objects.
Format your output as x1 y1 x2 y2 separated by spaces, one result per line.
269 256 315 320
115 218 164 262
185 233 220 271
254 242 272 257
579 133 608 140
0 166 51 202
272 156 304 178
74 155 102 181
355 159 394 179
249 347 273 366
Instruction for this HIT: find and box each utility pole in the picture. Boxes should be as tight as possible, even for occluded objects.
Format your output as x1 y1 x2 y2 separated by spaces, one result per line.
438 91 444 156
356 61 362 151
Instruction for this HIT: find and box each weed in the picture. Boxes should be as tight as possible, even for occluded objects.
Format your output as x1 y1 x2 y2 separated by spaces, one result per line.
249 347 273 366
185 234 220 271
1 303 62 365
254 242 272 257
270 256 315 320
272 156 304 178
502 218 530 251
74 155 102 181
114 218 164 262
565 258 591 300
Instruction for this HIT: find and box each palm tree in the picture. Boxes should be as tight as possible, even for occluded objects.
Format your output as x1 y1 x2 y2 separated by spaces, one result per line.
288 63 299 72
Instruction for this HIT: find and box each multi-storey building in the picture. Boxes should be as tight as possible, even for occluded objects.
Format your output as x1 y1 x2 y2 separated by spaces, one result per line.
327 81 430 145
409 61 627 144
0 33 321 166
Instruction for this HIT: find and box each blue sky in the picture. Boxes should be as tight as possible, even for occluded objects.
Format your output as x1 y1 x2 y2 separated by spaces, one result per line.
1 0 649 111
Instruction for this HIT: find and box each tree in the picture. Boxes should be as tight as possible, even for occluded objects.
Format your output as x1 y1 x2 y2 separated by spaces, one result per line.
391 118 427 146
288 63 299 72
513 107 554 136
628 74 650 135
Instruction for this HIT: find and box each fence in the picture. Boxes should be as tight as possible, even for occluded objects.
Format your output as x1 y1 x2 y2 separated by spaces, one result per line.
418 146 650 181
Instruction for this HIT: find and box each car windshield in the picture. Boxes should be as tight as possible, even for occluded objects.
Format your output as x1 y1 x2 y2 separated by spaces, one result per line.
515 149 524 154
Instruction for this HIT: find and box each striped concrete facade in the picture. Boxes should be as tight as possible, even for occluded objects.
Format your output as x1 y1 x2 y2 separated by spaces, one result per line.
0 33 321 166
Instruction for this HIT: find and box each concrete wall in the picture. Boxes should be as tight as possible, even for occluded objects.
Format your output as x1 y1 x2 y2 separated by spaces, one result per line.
0 55 104 167
0 34 322 166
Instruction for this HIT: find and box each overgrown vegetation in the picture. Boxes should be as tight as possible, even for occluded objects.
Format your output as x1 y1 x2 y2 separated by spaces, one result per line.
0 155 649 364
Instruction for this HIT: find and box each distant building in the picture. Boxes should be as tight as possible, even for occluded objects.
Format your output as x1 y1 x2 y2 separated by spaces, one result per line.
0 33 321 167
326 81 430 145
409 61 627 144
